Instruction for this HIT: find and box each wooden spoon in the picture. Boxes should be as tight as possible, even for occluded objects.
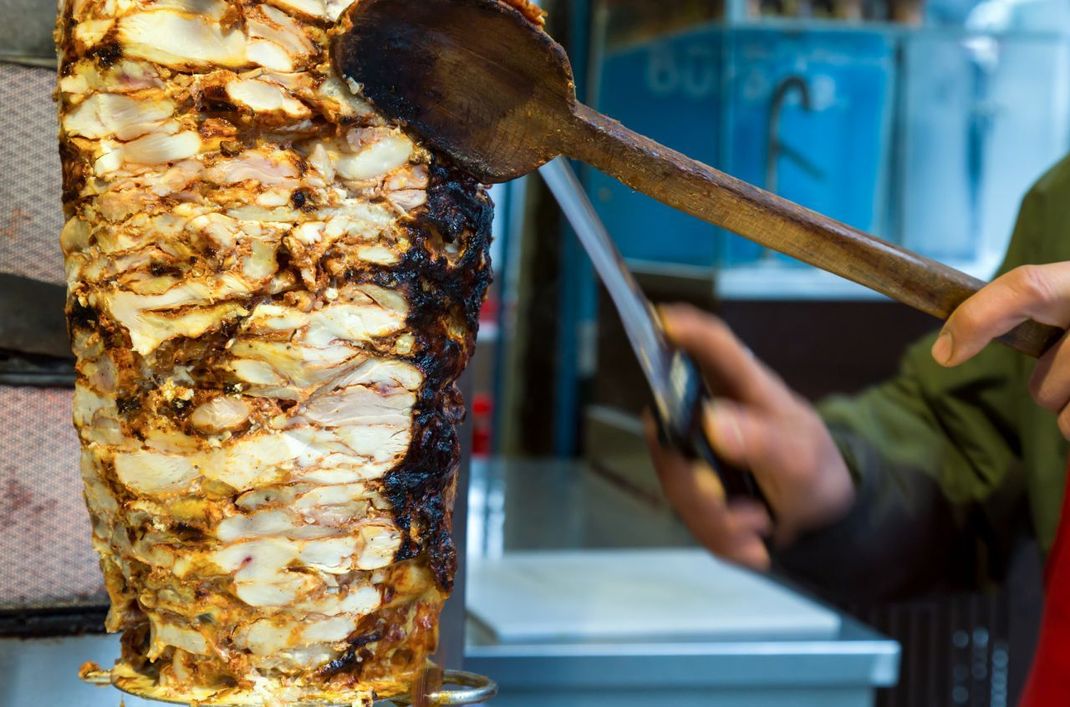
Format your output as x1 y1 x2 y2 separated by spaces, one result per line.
333 0 1062 358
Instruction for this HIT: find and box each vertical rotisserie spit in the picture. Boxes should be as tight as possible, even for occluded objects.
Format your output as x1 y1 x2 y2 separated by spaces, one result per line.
57 1 507 703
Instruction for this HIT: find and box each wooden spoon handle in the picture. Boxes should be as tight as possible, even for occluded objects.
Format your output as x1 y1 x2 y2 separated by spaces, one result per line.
564 103 1063 359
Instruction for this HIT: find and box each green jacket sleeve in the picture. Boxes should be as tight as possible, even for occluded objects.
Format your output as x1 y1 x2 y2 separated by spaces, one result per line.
776 189 1049 602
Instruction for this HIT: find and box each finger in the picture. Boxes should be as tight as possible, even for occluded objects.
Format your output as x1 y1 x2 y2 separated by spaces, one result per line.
1030 330 1070 412
645 413 725 504
722 514 772 570
726 499 773 538
701 399 786 478
659 303 789 407
645 417 730 538
721 501 772 569
935 264 1070 367
645 416 770 571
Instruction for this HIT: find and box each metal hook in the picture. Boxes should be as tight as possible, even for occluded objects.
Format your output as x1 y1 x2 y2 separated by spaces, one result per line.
760 75 816 262
766 75 813 195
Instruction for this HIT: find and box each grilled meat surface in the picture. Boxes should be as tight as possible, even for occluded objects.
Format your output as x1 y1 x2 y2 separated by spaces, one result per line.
54 1 521 703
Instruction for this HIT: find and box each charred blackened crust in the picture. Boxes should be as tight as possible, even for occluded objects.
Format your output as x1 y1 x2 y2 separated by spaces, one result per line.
382 160 493 592
298 162 493 689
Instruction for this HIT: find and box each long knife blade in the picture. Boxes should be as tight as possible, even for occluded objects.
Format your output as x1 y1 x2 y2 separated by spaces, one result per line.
538 158 767 506
538 158 673 404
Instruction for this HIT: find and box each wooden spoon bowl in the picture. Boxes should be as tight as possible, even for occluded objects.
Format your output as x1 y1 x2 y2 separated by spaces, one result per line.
333 0 573 182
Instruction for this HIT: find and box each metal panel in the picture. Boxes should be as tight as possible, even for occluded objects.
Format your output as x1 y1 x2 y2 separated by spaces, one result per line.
0 0 57 62
0 63 65 285
0 386 104 612
849 592 1013 707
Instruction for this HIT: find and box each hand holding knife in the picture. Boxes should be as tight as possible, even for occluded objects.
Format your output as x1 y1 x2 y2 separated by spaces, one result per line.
539 158 770 511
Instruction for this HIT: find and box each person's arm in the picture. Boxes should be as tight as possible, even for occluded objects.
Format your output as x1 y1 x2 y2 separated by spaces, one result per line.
648 186 1056 602
779 189 1055 601
648 310 1026 602
779 334 1029 601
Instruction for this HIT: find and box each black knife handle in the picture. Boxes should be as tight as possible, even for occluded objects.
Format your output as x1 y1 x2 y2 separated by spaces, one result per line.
653 350 772 514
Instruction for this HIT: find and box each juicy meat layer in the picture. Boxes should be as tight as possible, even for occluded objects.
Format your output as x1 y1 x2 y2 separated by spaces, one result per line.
57 2 496 704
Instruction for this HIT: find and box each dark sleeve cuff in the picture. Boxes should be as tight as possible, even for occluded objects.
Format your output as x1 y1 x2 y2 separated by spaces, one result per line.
772 424 980 603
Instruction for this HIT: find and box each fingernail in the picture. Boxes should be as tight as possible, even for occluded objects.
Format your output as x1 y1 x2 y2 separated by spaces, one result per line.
932 330 954 365
690 460 726 501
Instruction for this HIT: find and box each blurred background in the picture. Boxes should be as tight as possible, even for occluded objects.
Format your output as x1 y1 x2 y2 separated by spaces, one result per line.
468 0 1068 704
3 0 1070 705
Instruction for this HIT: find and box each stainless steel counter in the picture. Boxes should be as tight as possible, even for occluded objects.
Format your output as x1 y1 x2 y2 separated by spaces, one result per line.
463 459 900 707
466 457 694 557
